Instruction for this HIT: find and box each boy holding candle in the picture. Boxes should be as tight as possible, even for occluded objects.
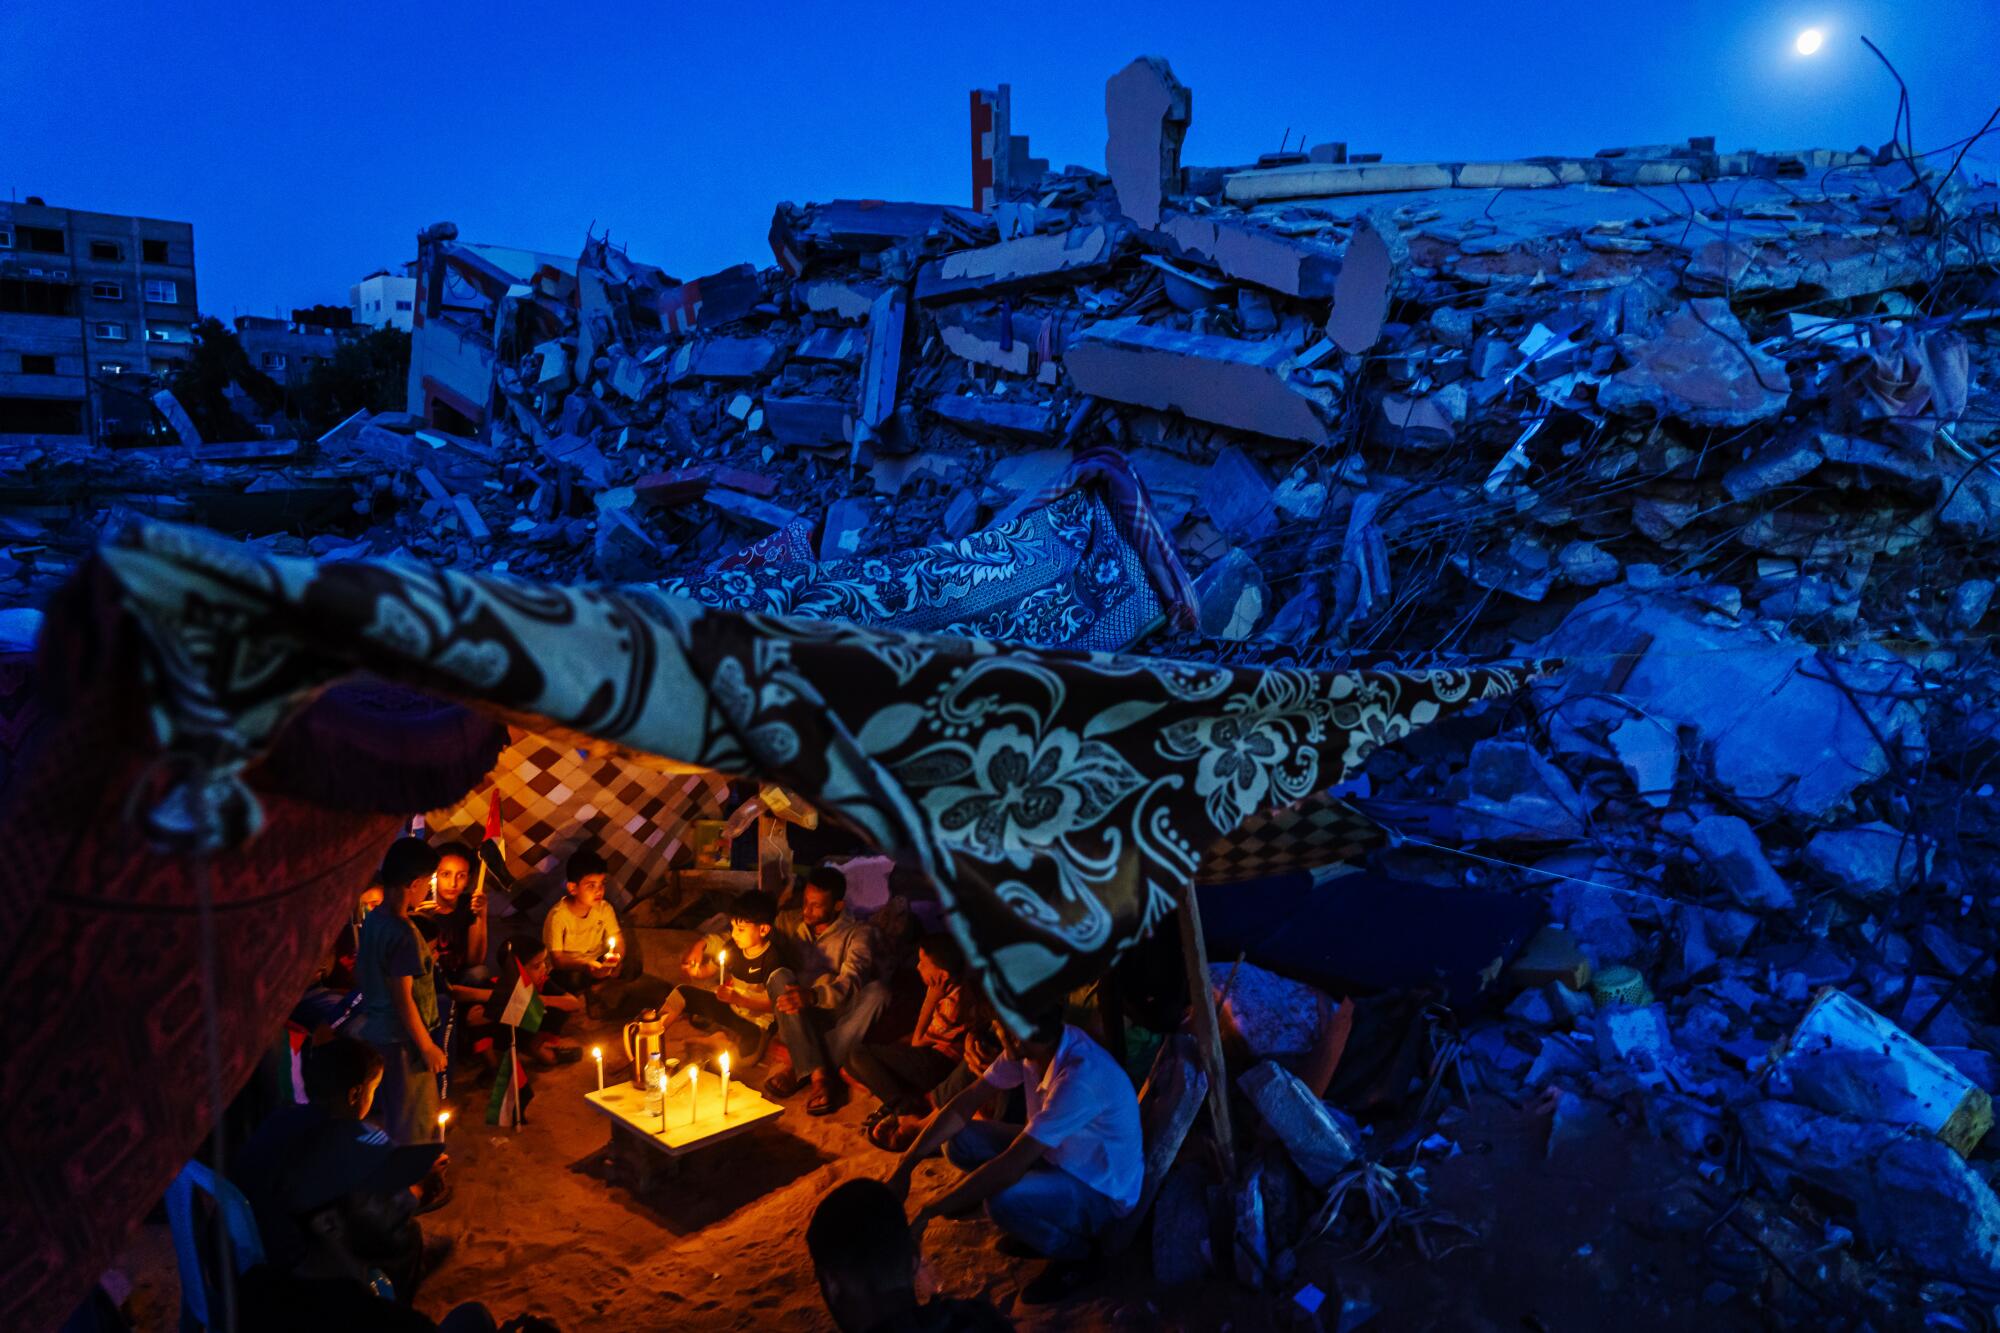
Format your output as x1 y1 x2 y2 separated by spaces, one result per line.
668 889 794 1061
415 841 488 995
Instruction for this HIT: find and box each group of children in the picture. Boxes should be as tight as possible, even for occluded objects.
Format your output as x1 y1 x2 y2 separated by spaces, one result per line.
243 830 1144 1324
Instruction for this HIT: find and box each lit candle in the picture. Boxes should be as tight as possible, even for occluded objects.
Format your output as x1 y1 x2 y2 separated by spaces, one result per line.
592 1046 604 1093
656 1069 668 1132
689 1065 701 1125
436 1110 451 1137
720 1052 731 1119
607 934 619 961
718 948 729 990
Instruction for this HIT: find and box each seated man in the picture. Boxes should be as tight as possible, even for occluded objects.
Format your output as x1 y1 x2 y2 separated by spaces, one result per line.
848 934 971 1131
460 936 585 1069
667 889 793 1061
356 838 448 1148
764 866 890 1116
887 1011 1142 1305
237 1117 496 1332
807 1177 1010 1333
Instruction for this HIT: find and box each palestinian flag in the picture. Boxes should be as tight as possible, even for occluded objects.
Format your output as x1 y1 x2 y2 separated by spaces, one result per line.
485 1045 533 1126
497 960 544 1034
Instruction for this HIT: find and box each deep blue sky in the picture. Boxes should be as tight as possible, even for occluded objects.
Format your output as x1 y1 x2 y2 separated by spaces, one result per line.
5 1 1996 320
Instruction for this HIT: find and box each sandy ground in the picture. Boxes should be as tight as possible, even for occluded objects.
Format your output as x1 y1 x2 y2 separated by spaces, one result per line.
108 929 1774 1330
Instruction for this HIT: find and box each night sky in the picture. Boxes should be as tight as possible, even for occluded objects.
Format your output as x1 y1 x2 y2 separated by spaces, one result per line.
5 1 1995 321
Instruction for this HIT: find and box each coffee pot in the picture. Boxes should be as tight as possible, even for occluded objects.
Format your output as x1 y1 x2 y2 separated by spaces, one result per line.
624 1007 668 1089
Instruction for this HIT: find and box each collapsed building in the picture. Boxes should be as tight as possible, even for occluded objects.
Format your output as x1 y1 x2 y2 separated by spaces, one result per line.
7 53 2000 1325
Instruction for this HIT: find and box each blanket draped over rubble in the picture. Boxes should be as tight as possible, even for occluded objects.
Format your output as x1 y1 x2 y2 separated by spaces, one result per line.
659 450 1196 651
93 520 1531 1027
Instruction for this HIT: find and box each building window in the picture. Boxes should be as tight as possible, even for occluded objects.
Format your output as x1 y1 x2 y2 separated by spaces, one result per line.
0 279 76 316
88 240 123 261
395 299 413 311
261 352 288 370
0 396 85 434
17 226 64 255
98 361 128 376
90 281 123 300
142 238 169 263
0 229 12 248
19 354 56 375
93 321 128 340
143 278 178 303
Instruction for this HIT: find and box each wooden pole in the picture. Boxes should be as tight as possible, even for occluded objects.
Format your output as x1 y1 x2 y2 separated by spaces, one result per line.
1178 889 1237 1183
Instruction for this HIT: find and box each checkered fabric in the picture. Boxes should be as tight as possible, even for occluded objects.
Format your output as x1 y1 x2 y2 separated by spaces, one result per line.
426 730 732 905
1194 795 1381 885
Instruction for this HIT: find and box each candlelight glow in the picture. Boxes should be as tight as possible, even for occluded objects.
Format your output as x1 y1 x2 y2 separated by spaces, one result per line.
437 1111 451 1128
1795 27 1823 55
719 1052 730 1075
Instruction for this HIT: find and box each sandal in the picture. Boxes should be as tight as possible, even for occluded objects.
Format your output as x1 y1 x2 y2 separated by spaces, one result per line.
807 1080 847 1117
764 1067 802 1099
865 1115 905 1151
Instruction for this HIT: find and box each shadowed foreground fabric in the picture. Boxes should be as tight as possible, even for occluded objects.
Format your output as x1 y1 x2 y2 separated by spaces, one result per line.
93 521 1533 1032
0 659 406 1332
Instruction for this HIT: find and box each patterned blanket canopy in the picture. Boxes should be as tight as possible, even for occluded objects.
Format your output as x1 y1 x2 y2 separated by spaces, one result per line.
95 520 1532 1027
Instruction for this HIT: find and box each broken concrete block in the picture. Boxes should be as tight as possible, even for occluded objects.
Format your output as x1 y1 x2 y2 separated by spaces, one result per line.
1770 988 1993 1156
818 497 875 562
1239 1062 1362 1189
1802 822 1932 899
1723 435 1824 501
1457 739 1589 841
1151 1156 1213 1287
1594 1003 1676 1089
797 276 887 322
795 325 867 365
1507 925 1592 991
1193 548 1267 639
1608 717 1678 808
1067 318 1332 447
929 394 1054 440
675 336 783 382
1327 221 1393 355
915 225 1122 303
1212 961 1329 1059
1224 160 1454 205
1200 446 1277 541
1157 212 1338 299
1104 56 1190 230
936 309 1033 376
1689 815 1796 910
762 395 850 450
1951 579 1996 630
1104 1034 1209 1257
1740 1101 2000 1280
941 490 981 540
1550 882 1639 967
857 286 908 433
1599 299 1791 427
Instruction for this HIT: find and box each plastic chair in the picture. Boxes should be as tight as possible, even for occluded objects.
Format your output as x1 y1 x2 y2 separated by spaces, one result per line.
163 1161 264 1331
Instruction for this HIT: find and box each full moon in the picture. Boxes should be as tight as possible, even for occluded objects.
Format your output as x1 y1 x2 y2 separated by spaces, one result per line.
1796 27 1824 55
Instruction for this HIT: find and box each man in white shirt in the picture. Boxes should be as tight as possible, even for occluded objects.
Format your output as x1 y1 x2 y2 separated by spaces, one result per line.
887 1010 1141 1305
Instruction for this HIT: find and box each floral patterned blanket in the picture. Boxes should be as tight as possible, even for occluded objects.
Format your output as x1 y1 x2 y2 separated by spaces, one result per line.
94 521 1534 1027
661 450 1197 652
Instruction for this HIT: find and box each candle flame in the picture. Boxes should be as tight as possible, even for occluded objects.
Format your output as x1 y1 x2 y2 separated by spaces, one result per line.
437 1111 451 1127
720 1052 730 1075
591 1046 602 1060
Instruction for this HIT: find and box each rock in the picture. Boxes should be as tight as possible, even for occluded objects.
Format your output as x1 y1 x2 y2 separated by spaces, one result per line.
1239 1062 1363 1188
1802 822 1932 899
1740 1101 2000 1281
1556 539 1621 586
1690 815 1796 910
1549 882 1640 967
1608 716 1678 808
1599 298 1792 427
1950 579 1996 630
1456 738 1590 841
1594 1004 1677 1089
1212 962 1329 1059
1507 925 1592 990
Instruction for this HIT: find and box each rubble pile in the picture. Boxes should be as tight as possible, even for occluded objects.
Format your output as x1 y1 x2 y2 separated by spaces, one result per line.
10 52 2000 1322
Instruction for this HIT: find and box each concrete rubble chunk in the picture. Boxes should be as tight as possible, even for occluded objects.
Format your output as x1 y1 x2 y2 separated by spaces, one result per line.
929 394 1054 440
1802 822 1932 899
1456 738 1590 841
856 286 908 435
1327 221 1393 355
1740 1101 2000 1280
1224 161 1456 205
1770 988 1993 1156
1193 548 1267 640
1689 814 1796 911
1103 1034 1209 1256
915 224 1122 303
1157 212 1338 299
762 395 850 450
1608 717 1678 807
1104 56 1190 230
1239 1061 1363 1188
1598 299 1791 427
1066 318 1333 447
1212 961 1329 1059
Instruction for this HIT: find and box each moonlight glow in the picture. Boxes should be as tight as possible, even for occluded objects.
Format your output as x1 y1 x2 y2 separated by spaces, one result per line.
1795 27 1824 55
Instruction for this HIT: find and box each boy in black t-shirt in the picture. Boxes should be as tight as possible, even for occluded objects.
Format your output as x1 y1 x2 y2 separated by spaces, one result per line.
664 890 792 1062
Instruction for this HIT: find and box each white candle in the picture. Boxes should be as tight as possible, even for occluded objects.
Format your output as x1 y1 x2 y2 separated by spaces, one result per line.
720 1052 731 1119
607 934 619 961
592 1046 604 1093
719 948 729 989
689 1065 701 1125
656 1070 668 1132
437 1110 451 1137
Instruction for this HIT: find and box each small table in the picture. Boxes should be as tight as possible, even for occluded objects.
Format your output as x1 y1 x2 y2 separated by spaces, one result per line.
585 1075 783 1189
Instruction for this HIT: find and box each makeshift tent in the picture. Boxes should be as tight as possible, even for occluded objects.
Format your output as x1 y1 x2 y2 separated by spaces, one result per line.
2 519 1532 1328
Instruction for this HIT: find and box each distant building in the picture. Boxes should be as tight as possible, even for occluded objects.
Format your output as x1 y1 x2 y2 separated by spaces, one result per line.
0 196 197 446
233 315 344 388
407 222 576 434
351 266 416 332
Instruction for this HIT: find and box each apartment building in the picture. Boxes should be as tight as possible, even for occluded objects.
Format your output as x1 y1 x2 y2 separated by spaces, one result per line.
351 266 417 332
0 197 198 445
